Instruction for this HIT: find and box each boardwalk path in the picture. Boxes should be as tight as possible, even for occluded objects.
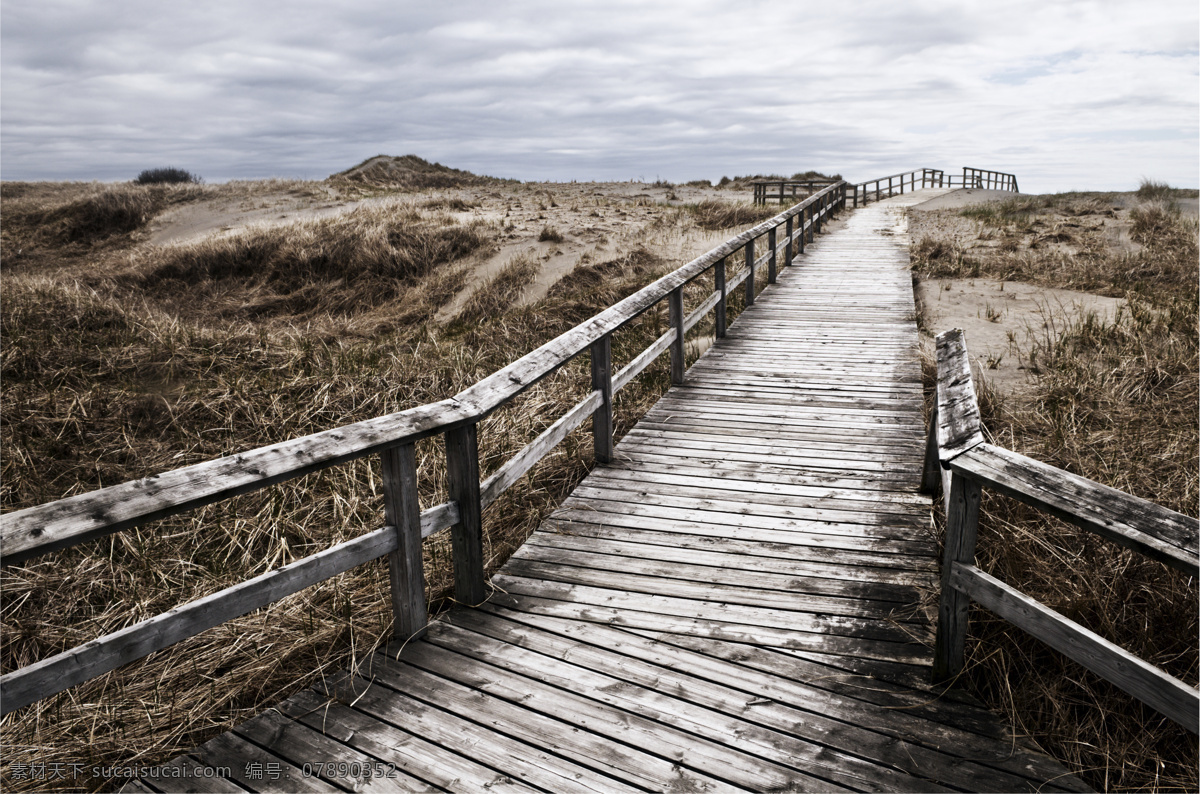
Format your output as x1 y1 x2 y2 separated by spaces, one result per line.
143 192 1089 793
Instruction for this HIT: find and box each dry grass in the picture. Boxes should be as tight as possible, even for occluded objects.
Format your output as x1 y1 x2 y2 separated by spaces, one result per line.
134 204 495 320
913 191 1199 792
0 178 738 791
537 224 564 243
686 199 779 230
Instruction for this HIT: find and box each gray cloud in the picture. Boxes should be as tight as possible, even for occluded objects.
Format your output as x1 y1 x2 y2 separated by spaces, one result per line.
2 0 1197 191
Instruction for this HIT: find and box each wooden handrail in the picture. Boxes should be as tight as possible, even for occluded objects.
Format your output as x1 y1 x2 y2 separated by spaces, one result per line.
922 329 1199 733
850 166 1019 207
0 181 849 715
751 179 839 206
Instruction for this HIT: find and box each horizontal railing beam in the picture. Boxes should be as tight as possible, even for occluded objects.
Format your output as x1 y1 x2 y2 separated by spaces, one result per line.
480 390 604 510
0 505 452 716
0 398 472 566
950 444 1199 575
950 562 1199 733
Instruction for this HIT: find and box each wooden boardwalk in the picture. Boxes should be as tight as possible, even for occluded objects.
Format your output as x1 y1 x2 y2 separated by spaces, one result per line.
137 191 1090 793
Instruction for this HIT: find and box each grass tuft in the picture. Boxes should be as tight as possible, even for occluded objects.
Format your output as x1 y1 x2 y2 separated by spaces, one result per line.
686 199 778 230
134 168 202 185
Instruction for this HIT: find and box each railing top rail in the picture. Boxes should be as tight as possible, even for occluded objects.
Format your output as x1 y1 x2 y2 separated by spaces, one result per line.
750 178 839 185
0 182 847 565
851 168 937 187
963 166 1017 178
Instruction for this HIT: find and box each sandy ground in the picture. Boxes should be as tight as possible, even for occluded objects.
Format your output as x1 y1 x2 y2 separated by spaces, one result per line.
915 276 1123 397
144 179 780 321
908 187 1137 398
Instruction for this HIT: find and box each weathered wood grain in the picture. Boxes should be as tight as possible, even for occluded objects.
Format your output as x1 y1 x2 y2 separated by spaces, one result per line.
589 336 614 464
950 563 1199 733
932 472 982 683
951 443 1199 574
381 444 425 640
444 423 485 605
0 526 398 715
934 329 984 463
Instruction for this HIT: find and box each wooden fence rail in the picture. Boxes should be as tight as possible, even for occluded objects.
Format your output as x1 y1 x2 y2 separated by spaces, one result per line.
751 179 840 205
921 329 1199 733
851 166 1019 207
0 182 849 716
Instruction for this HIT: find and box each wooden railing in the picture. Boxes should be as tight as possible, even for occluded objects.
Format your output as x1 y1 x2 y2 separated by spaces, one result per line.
752 179 839 206
960 167 1018 192
921 329 1199 733
0 182 850 716
851 166 1019 206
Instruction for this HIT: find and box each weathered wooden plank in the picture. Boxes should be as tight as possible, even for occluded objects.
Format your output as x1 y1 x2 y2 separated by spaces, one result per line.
668 286 685 384
381 444 425 640
0 397 470 566
136 755 249 793
479 390 603 509
338 654 743 792
279 688 539 792
503 548 929 615
315 674 640 793
950 563 1199 733
951 444 1199 574
418 500 459 539
492 574 930 651
233 709 437 791
560 493 931 541
459 608 1084 792
933 472 982 683
541 509 938 557
191 732 337 793
590 336 614 464
934 328 984 462
426 619 938 792
0 526 398 715
522 529 938 581
397 635 854 792
445 423 485 606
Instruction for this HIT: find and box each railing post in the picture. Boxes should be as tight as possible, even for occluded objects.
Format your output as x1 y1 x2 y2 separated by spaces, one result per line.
933 472 982 683
875 180 880 202
804 204 813 246
714 257 727 338
784 217 794 269
767 227 777 284
444 423 485 606
744 238 756 306
590 335 613 464
381 443 426 639
853 185 858 208
668 286 685 384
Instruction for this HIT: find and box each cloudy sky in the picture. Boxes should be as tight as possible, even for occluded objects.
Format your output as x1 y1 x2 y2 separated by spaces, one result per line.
2 0 1196 192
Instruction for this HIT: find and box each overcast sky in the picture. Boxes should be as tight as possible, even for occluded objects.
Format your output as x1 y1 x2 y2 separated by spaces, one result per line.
2 1 1197 193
